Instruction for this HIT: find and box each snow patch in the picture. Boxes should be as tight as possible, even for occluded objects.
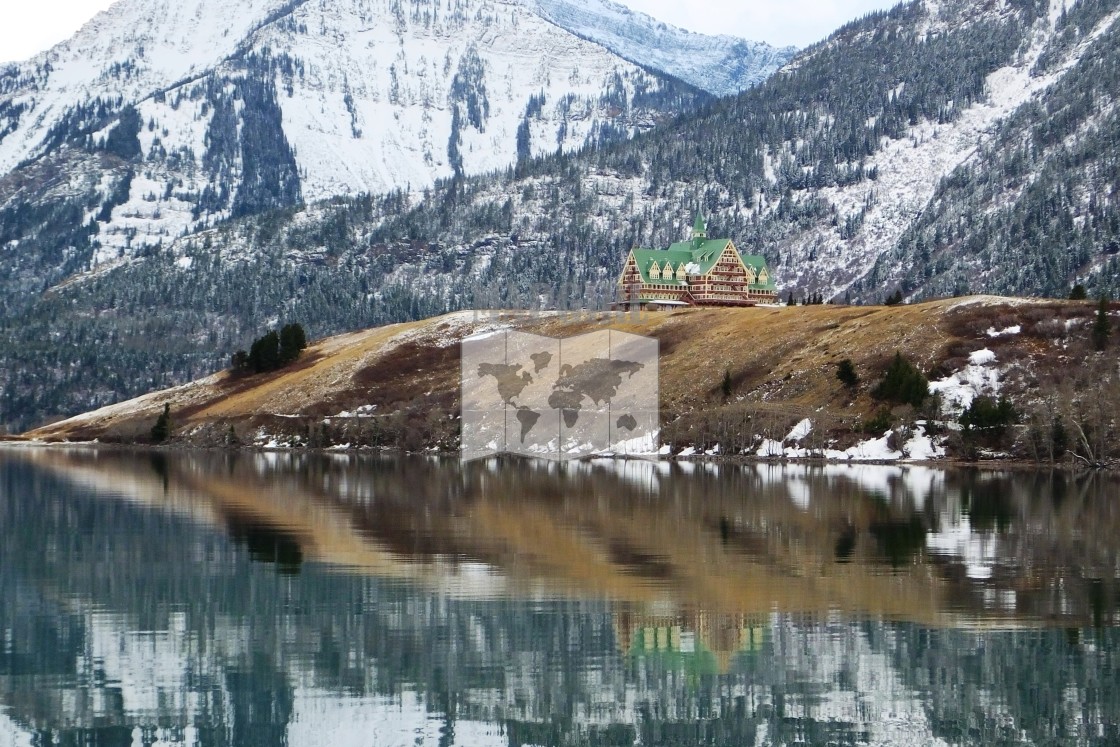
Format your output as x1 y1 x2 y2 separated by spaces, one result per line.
755 420 944 462
756 439 785 457
968 348 997 365
786 418 812 442
332 404 378 418
930 349 1001 415
902 424 946 461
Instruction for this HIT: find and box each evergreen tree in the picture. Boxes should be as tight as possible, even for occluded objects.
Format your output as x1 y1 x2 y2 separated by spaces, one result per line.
721 368 732 399
279 322 307 364
101 105 142 161
836 359 859 389
1091 294 1111 351
960 395 1017 436
249 330 281 373
1069 284 1088 300
873 352 928 407
150 403 172 443
1051 417 1068 460
231 349 250 373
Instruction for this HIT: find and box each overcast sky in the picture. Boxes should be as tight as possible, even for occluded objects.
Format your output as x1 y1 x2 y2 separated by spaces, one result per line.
1 0 901 64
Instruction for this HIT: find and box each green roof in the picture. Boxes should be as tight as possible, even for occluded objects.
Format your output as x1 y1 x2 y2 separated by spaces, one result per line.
628 627 722 676
693 211 707 239
624 238 776 291
742 255 777 290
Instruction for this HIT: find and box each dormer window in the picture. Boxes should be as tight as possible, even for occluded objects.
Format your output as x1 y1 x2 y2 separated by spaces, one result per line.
649 262 661 280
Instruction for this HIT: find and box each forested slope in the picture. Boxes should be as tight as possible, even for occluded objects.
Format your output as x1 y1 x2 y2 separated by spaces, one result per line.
6 0 1120 429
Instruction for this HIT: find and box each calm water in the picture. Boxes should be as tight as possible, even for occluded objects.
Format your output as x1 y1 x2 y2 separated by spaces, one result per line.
0 449 1118 746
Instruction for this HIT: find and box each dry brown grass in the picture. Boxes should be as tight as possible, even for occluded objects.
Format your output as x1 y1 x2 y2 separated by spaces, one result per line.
28 296 1108 451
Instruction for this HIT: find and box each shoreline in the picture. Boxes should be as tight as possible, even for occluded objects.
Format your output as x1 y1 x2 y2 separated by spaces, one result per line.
2 439 1108 473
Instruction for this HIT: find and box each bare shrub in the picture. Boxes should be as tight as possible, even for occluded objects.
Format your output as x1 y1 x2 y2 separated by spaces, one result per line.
886 424 912 453
1031 318 1068 340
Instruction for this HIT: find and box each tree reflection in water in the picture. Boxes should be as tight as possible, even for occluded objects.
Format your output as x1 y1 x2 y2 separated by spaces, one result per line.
0 450 1118 745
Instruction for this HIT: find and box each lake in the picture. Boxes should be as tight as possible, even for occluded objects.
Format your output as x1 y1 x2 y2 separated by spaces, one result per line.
0 448 1117 746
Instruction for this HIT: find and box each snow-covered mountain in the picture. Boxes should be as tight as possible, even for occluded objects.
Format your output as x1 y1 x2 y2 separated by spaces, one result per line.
0 0 791 271
7 0 1120 430
267 0 1118 306
530 0 796 96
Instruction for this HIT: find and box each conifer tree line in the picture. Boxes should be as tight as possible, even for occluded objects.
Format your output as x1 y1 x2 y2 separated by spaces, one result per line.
880 0 1120 299
232 323 308 375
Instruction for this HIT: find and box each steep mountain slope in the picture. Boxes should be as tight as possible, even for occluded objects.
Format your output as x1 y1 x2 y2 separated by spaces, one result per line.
359 0 1116 303
0 0 723 278
881 0 1120 297
6 0 1120 430
0 0 301 177
530 0 796 96
137 0 1112 309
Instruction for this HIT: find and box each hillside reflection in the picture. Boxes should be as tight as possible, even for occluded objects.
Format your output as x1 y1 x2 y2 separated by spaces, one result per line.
14 448 1119 626
1 449 1118 745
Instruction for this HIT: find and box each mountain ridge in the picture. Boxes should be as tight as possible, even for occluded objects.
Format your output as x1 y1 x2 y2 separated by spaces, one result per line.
3 0 775 273
5 0 1120 432
528 0 796 96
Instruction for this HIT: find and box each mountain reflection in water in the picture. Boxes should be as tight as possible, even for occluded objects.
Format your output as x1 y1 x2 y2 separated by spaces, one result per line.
1 448 1118 746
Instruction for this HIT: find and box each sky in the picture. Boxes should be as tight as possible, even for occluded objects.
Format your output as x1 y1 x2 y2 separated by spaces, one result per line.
0 0 901 64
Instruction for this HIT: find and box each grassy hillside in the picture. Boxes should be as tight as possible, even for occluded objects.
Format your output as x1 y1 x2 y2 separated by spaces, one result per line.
27 297 1119 464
